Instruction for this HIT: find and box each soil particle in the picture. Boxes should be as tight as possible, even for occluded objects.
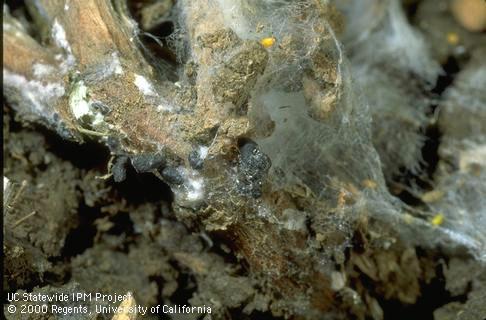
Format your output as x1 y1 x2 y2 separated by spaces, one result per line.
442 258 482 296
3 233 52 291
211 40 268 109
347 242 438 314
4 129 80 257
128 240 179 297
191 273 255 309
198 29 241 53
70 245 159 307
433 302 464 320
437 257 486 320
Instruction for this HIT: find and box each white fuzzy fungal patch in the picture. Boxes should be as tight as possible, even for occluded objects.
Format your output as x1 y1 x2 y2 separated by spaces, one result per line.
92 113 105 126
3 22 12 31
69 81 105 126
3 70 65 119
81 52 124 82
4 176 10 193
133 74 176 113
69 81 90 119
186 177 205 201
51 19 75 70
280 209 307 231
32 63 56 78
134 74 157 96
385 0 438 80
156 95 178 113
52 19 70 52
64 0 70 11
343 0 439 82
174 167 206 204
3 9 26 34
198 146 209 160
157 104 174 112
440 227 482 255
94 52 124 80
111 52 123 75
3 176 12 207
215 0 252 39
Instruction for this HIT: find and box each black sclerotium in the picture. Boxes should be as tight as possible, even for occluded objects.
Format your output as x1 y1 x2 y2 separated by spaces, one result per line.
130 153 166 173
160 167 184 185
106 137 123 154
112 156 129 182
237 141 271 198
90 101 111 115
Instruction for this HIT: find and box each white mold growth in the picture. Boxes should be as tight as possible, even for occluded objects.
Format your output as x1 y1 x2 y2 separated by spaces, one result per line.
69 81 90 119
52 19 70 52
173 167 206 206
354 65 429 176
69 81 105 127
186 176 205 201
202 0 469 263
198 146 209 160
442 61 486 121
133 74 176 113
3 176 12 213
3 6 27 35
427 170 486 262
338 0 440 82
383 0 439 80
90 52 124 81
3 69 65 122
157 103 174 113
428 54 486 261
32 63 56 78
253 88 380 194
134 74 157 96
280 209 307 232
111 52 124 75
156 101 177 114
4 176 11 199
3 176 10 193
51 19 75 70
81 52 124 83
440 228 483 259
215 0 252 39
